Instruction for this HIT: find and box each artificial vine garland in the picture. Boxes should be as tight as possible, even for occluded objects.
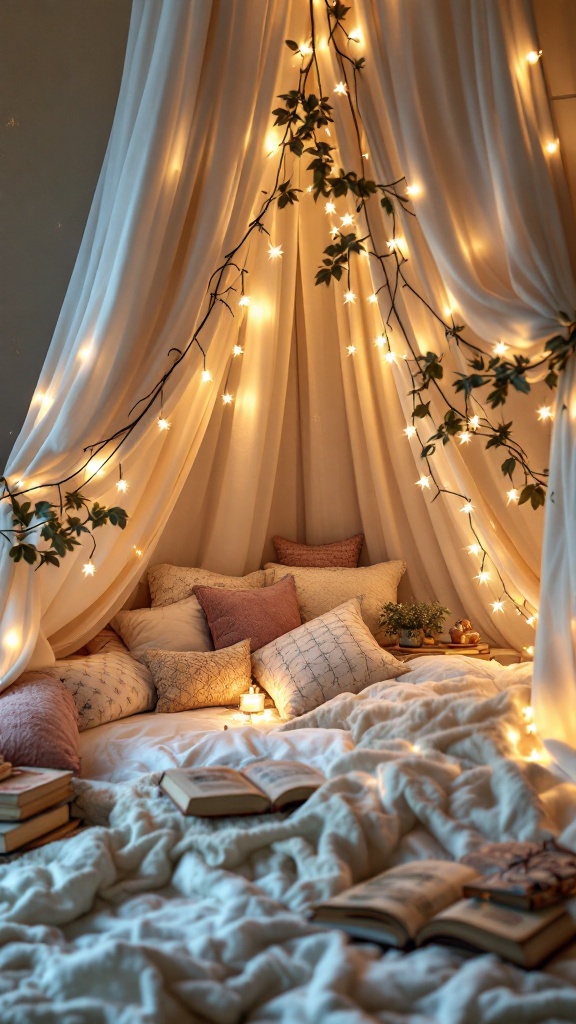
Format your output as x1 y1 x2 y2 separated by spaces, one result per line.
1 0 573 609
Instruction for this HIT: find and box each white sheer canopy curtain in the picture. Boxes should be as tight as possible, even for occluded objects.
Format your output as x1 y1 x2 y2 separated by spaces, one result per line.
0 0 291 686
360 0 576 747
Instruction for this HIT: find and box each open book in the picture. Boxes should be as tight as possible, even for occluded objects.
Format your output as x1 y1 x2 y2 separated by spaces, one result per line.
160 760 325 816
312 860 576 968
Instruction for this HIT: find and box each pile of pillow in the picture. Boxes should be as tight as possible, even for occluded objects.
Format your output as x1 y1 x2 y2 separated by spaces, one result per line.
30 533 406 731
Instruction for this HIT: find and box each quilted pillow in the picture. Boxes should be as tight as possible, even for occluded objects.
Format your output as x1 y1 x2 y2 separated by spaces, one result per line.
264 560 406 645
47 650 156 731
112 595 213 662
272 533 364 568
148 563 267 608
252 598 408 719
142 640 252 714
0 672 80 772
194 575 301 653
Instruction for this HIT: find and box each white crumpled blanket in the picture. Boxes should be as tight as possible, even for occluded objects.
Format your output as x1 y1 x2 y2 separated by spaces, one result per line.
2 656 576 1023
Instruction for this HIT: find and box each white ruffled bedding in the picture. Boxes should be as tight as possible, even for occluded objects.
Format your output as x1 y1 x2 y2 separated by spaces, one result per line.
2 655 576 1022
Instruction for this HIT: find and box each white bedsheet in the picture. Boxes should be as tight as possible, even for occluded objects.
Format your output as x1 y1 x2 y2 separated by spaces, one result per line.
2 656 576 1023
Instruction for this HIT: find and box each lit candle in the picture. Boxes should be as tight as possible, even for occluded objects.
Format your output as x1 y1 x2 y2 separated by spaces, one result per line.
239 686 265 713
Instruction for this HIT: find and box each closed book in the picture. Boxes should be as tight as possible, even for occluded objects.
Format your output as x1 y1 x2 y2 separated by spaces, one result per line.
16 817 80 853
0 784 73 821
312 859 576 969
0 768 73 808
0 803 70 854
461 840 576 910
161 760 325 817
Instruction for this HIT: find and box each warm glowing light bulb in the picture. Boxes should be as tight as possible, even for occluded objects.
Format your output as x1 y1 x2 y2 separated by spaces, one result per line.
299 41 312 55
239 295 251 307
78 344 93 363
368 293 378 304
468 416 480 431
375 334 387 349
325 201 336 214
344 291 356 304
506 488 519 504
116 478 128 494
222 393 233 405
387 237 404 251
133 547 143 558
306 185 313 194
467 544 482 556
545 140 559 155
416 475 431 490
537 405 553 421
491 600 505 614
474 570 491 584
233 345 243 357
406 183 422 197
524 645 535 657
3 629 19 651
458 431 471 444
340 213 354 227
522 705 535 722
527 613 538 628
362 152 369 160
384 351 397 364
404 425 417 438
268 244 283 260
460 502 474 514
349 28 363 44
157 417 170 431
201 370 213 383
493 342 509 357
330 226 340 239
82 562 96 577
334 81 347 95
526 50 542 64
347 344 357 356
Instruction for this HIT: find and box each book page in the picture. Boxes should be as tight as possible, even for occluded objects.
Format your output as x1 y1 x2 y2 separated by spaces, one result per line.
326 861 478 940
243 761 324 802
432 897 568 943
169 768 260 798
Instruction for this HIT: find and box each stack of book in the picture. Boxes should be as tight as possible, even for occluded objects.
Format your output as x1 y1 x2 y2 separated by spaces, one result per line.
0 766 78 855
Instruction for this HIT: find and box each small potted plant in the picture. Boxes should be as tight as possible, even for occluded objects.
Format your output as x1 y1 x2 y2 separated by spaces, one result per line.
379 601 450 648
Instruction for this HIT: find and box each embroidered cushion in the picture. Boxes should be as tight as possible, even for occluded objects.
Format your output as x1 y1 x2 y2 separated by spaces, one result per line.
194 575 301 654
272 533 364 568
148 563 267 608
47 651 156 731
0 672 80 772
142 640 252 713
264 560 406 645
112 596 213 662
251 598 408 719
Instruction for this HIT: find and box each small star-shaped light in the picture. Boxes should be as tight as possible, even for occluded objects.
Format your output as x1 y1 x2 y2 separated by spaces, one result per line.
222 393 234 405
133 547 143 558
116 478 128 494
201 369 213 383
344 290 356 304
82 562 96 577
460 501 474 514
330 226 340 238
384 351 397 364
325 201 336 214
537 405 553 421
267 244 283 260
545 140 559 154
527 613 538 627
493 342 509 357
374 334 387 349
347 344 357 356
387 237 403 251
334 81 347 95
233 345 243 357
416 475 431 489
474 570 491 584
239 295 251 307
157 417 170 431
468 415 480 431
404 425 417 439
506 488 519 504
406 183 422 197
467 543 482 556
458 431 471 444
526 50 542 64
368 293 378 304
340 213 354 227
491 600 505 614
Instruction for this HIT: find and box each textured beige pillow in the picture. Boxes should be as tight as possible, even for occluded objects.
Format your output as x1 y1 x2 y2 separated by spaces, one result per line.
264 560 406 645
252 599 408 719
112 596 213 662
49 651 156 731
142 640 252 713
148 563 267 608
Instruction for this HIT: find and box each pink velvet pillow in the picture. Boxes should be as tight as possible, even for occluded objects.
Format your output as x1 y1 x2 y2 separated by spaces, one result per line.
272 533 364 568
194 575 301 653
0 672 80 773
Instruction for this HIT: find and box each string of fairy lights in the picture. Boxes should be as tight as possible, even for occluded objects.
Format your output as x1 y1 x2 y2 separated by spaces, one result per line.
1 7 560 680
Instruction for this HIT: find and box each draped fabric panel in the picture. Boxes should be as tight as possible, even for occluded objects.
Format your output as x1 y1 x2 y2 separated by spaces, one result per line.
1 0 575 745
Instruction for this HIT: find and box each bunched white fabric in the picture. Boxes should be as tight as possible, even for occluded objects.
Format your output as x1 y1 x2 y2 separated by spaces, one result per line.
251 597 408 718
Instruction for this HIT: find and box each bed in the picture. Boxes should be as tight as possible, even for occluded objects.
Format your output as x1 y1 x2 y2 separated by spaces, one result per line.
2 654 576 1022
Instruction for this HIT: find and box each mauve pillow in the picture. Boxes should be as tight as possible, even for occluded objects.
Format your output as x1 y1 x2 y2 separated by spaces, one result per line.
0 672 80 772
272 533 364 568
194 575 301 653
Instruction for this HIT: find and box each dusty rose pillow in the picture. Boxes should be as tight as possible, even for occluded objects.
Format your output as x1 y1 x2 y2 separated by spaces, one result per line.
194 575 301 653
272 533 364 568
0 672 80 772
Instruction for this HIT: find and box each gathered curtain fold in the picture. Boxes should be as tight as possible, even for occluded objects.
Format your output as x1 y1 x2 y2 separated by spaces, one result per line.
1 0 575 754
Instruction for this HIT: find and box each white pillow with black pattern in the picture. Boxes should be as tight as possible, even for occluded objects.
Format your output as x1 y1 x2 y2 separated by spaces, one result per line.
251 598 408 719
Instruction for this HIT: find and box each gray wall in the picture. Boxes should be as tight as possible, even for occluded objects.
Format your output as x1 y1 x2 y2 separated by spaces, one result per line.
0 0 132 469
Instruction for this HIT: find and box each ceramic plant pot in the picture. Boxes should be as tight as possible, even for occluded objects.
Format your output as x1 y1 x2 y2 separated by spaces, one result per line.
398 628 423 648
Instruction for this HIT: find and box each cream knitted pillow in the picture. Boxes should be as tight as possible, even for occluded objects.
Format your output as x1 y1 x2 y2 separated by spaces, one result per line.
264 560 406 645
251 598 408 719
142 640 252 713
